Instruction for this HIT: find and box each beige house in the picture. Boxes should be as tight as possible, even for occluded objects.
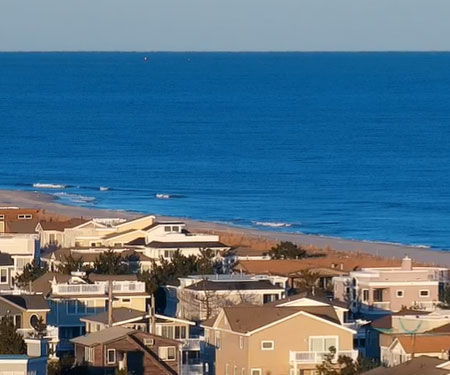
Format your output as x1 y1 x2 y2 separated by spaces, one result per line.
333 256 450 313
204 302 357 375
0 233 40 277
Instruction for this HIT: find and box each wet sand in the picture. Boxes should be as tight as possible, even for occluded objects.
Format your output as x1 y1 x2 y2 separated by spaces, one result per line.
1 189 449 266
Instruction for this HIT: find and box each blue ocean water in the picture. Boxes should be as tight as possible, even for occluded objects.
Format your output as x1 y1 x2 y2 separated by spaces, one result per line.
1 52 450 249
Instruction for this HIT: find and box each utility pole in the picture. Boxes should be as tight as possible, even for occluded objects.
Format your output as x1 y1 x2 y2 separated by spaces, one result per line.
108 279 113 327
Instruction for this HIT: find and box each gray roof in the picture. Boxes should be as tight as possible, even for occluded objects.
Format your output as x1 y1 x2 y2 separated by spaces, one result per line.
0 253 13 266
361 356 449 375
0 294 49 310
186 279 283 291
81 308 147 325
71 326 136 346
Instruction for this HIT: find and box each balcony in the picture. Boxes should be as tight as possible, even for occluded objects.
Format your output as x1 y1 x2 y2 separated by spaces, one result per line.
181 364 203 375
111 281 146 293
289 350 359 364
52 283 105 295
182 338 201 351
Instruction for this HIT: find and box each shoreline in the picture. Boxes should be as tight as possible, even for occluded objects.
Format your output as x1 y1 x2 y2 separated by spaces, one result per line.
1 189 449 266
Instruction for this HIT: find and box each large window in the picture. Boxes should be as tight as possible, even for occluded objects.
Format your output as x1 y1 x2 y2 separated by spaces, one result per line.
309 336 338 353
161 326 174 339
362 289 369 302
106 349 116 364
175 326 186 339
159 346 176 361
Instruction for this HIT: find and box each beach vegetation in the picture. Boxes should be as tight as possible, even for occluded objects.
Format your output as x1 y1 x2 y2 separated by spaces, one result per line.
58 254 85 274
91 249 130 275
0 315 26 354
269 241 308 259
15 259 48 288
316 346 379 375
295 269 321 296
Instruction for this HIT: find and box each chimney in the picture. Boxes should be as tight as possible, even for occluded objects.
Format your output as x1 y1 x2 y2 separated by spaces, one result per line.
108 279 113 327
401 256 412 271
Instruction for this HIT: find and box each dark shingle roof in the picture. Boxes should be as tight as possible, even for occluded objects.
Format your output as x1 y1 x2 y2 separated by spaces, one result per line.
81 308 147 325
126 237 146 246
38 218 88 231
186 279 283 291
360 357 449 375
0 294 49 310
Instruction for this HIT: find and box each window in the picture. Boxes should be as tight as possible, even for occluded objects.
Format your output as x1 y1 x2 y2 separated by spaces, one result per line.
0 269 7 283
18 214 32 220
172 226 179 232
241 369 246 375
106 349 116 364
13 314 22 328
144 338 154 346
396 290 404 298
239 336 244 349
362 289 369 302
175 326 186 339
420 290 430 297
215 331 221 349
250 369 262 375
0 215 4 220
164 250 173 259
261 341 274 351
161 326 175 339
164 226 171 232
67 301 77 315
121 298 131 304
234 366 238 375
85 347 94 362
30 314 39 328
309 336 338 353
159 346 176 361
225 364 229 375
15 257 28 271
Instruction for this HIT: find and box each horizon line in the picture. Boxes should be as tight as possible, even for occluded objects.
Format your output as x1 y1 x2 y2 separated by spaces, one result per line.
2 50 450 54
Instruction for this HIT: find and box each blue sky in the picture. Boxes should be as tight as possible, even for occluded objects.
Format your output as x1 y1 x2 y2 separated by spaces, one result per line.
1 0 449 51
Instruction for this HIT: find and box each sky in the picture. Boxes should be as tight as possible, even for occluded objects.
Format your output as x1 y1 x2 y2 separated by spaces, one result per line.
0 0 449 51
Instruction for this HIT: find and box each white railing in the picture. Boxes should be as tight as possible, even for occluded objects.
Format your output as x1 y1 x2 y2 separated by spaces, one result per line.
181 364 203 375
182 338 201 351
52 284 105 295
111 282 146 293
290 350 359 363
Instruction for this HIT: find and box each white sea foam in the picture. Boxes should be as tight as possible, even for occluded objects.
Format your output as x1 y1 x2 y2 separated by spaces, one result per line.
252 221 293 228
156 193 171 199
99 186 110 191
33 183 67 189
54 192 96 204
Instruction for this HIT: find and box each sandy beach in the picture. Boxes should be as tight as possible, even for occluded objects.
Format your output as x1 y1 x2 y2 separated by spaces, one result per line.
1 189 449 266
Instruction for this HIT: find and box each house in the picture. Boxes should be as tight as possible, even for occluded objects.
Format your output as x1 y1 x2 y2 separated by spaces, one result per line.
81 307 149 333
35 218 88 248
81 308 203 375
0 233 40 277
203 302 357 375
361 356 450 375
0 338 48 375
234 259 351 291
30 272 150 355
222 248 270 272
71 326 181 375
333 256 450 315
127 221 230 260
41 246 154 273
383 335 450 367
0 208 46 234
166 274 287 321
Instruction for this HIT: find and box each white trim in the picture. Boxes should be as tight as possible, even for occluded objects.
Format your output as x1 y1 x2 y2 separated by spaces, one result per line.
250 369 262 375
106 349 116 364
396 290 405 298
155 314 195 326
260 340 274 351
419 289 430 297
357 281 439 287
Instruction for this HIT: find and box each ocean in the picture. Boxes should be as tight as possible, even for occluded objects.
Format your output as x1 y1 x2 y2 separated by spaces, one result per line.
1 52 450 250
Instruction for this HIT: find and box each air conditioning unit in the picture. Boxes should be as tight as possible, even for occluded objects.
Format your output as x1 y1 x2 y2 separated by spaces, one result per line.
144 338 155 346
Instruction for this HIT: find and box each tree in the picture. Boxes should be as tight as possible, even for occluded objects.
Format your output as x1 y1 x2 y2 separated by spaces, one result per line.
92 250 129 275
316 346 339 375
0 315 26 354
268 241 307 259
58 254 85 274
316 347 379 375
15 260 48 288
441 284 450 306
295 269 320 296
